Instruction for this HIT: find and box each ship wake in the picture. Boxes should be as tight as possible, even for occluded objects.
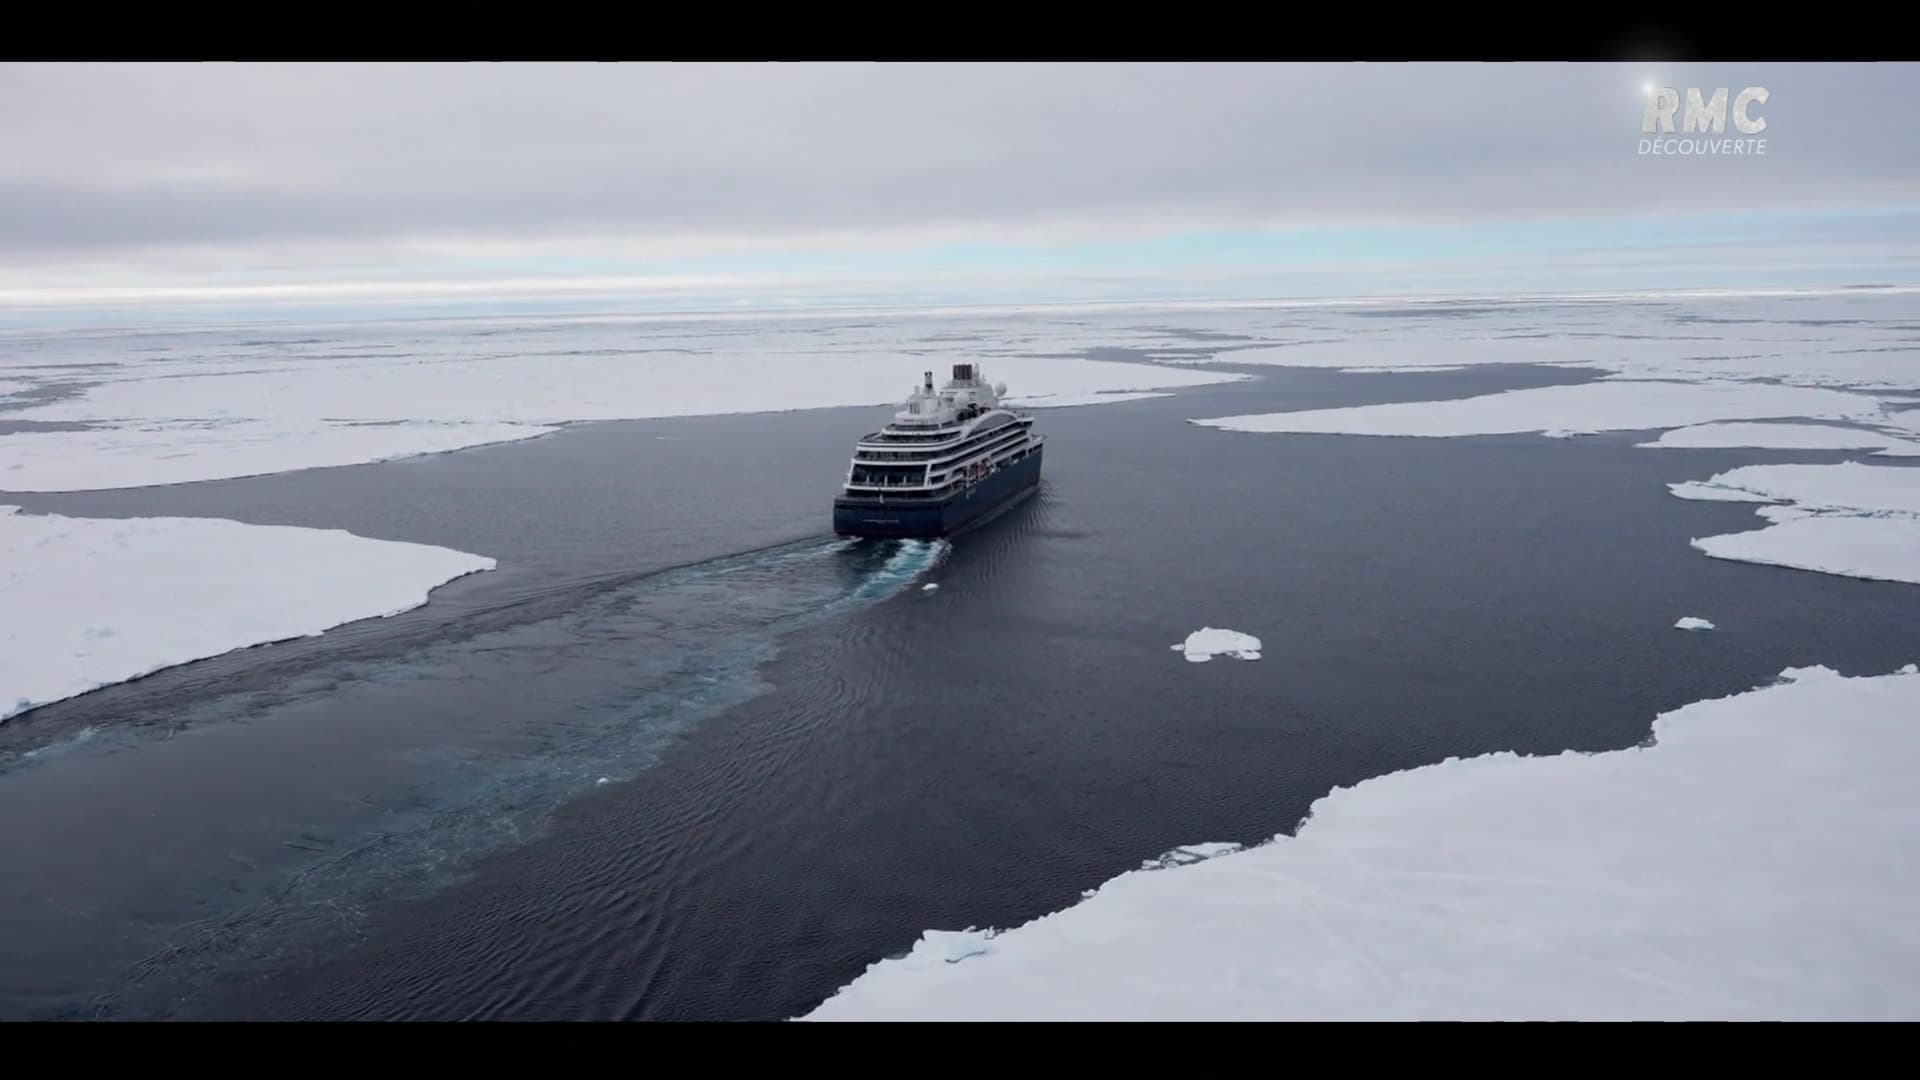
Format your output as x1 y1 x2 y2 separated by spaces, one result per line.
21 531 950 1019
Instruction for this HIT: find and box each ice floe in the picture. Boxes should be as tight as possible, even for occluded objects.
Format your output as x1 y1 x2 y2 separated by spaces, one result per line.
1191 381 1893 440
0 420 556 492
1338 365 1471 374
1670 461 1920 516
0 320 1241 488
1 507 495 723
1675 617 1716 631
1165 290 1920 391
1692 517 1920 586
1672 462 1920 586
1171 628 1262 663
1639 422 1920 456
1003 391 1175 408
803 663 1920 1020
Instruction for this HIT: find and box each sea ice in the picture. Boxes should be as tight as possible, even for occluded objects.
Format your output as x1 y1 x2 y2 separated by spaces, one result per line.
1671 462 1920 586
852 929 998 976
1693 517 1920 587
1666 481 1770 502
1638 422 1920 456
803 663 1920 1021
1670 461 1920 517
1675 617 1716 631
1139 842 1244 871
1 507 496 723
1171 628 1262 663
14 344 1238 429
1339 365 1471 374
1166 290 1920 392
1191 381 1893 440
1004 391 1177 408
0 419 556 492
3 323 1241 487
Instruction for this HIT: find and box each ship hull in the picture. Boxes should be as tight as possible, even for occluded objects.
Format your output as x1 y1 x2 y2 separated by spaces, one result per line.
833 446 1043 539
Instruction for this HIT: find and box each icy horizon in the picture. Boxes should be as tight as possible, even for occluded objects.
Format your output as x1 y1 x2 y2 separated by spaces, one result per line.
6 281 1919 336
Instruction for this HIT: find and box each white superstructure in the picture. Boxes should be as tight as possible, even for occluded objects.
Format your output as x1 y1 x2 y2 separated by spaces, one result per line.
841 364 1044 500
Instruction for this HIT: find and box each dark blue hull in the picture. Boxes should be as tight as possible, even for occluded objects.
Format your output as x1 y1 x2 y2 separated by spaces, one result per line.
833 446 1043 539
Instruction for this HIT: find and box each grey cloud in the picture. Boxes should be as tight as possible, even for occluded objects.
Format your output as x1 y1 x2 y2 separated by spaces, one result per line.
1 62 1917 265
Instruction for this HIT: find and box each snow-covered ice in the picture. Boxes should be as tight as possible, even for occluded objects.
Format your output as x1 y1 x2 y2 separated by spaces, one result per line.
1 507 496 723
1639 422 1920 456
0 420 555 492
1339 365 1470 374
803 663 1920 1021
1004 391 1177 408
875 928 1000 971
1675 617 1716 631
1670 461 1920 517
1162 290 1920 392
1693 516 1920 587
1191 381 1894 440
0 318 1242 489
14 351 1236 428
1671 462 1920 586
1171 628 1262 662
922 583 940 592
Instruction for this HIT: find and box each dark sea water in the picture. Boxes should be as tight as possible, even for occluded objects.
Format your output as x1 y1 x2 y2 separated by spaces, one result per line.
4 362 1918 1021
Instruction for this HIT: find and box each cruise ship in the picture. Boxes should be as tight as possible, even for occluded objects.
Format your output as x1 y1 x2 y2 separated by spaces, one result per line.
832 363 1045 539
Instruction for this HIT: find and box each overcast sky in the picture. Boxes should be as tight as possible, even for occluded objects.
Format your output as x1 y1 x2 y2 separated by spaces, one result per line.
3 62 1917 322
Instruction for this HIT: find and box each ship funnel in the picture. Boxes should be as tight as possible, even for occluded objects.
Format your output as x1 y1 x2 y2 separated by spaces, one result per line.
924 371 933 391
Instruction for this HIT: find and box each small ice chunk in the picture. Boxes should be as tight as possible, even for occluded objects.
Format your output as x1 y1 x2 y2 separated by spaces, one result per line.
1675 617 1716 631
922 583 939 592
596 777 610 785
1172 627 1262 663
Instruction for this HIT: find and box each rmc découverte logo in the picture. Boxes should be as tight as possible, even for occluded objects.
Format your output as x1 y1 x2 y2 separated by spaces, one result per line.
1639 85 1769 157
